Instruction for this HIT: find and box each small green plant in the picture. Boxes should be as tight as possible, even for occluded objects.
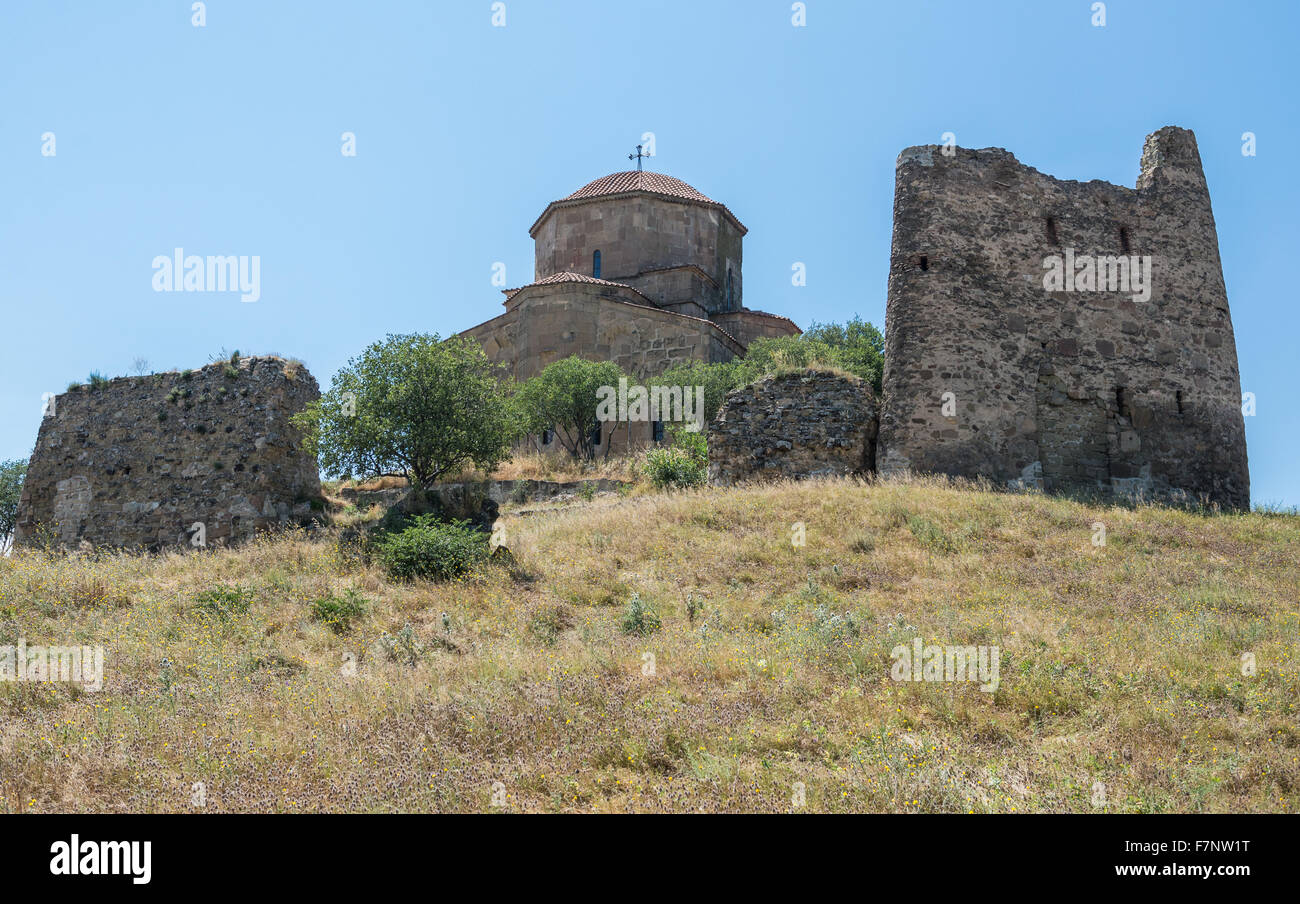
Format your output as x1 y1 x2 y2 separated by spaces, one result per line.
810 604 861 646
379 623 423 665
643 447 706 490
620 592 661 636
579 482 596 502
159 657 176 693
907 516 958 554
66 381 82 392
192 585 253 621
87 372 110 390
376 516 490 582
181 369 193 381
224 364 239 379
643 426 708 490
685 592 704 625
310 588 368 634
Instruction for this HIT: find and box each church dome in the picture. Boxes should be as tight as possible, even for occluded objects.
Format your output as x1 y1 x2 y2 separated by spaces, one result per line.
563 171 716 204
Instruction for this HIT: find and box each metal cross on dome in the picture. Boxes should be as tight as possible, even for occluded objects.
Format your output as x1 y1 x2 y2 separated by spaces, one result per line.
628 144 650 171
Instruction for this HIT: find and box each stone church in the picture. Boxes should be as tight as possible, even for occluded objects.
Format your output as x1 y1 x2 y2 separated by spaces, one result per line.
460 168 799 449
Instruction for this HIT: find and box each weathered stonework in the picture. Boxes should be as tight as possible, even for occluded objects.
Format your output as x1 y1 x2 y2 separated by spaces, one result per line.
877 127 1250 509
708 370 878 485
14 356 323 550
461 170 801 453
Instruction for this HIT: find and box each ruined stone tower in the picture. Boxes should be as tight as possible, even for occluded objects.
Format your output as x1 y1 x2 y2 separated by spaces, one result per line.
14 356 323 550
876 126 1249 509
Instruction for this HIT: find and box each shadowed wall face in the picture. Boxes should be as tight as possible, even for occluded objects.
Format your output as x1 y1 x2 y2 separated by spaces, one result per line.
709 370 878 486
15 357 323 550
878 127 1249 509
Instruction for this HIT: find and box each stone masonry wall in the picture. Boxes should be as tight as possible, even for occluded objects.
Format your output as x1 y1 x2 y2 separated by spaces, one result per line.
14 356 323 550
532 194 745 314
464 282 743 382
709 370 878 485
877 127 1250 509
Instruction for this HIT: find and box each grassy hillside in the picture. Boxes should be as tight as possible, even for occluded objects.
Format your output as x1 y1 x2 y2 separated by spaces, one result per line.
2 476 1297 813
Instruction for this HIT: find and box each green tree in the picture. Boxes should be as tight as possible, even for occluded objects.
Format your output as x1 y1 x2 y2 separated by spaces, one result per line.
292 333 517 486
651 358 743 426
513 355 628 459
649 318 886 426
0 458 27 547
802 316 885 392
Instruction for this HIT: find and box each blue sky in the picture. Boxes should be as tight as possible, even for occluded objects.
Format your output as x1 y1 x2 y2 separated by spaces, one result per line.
2 0 1295 505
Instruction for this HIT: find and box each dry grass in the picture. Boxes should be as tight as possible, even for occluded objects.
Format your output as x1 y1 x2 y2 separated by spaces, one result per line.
1 475 1296 813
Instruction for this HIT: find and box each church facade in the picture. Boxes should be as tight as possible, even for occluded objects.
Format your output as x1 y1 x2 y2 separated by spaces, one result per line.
460 169 799 450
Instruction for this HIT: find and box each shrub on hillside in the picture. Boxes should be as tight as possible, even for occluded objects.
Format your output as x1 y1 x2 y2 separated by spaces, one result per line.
643 447 706 489
376 516 489 581
310 588 369 634
643 426 708 490
192 585 254 621
620 592 661 636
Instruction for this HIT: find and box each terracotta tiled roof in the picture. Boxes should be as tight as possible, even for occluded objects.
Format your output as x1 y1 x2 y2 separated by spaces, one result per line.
530 171 747 236
502 271 660 309
502 270 645 298
563 171 716 204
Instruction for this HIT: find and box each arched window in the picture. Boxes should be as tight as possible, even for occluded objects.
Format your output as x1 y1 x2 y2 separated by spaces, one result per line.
593 250 601 279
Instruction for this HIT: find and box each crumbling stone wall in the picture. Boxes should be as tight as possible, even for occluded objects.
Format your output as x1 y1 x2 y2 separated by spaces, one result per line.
709 370 877 485
14 356 323 550
877 126 1250 509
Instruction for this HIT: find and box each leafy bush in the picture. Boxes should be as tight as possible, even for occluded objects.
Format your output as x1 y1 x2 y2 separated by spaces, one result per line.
87 371 110 390
620 593 661 636
643 427 708 490
192 585 254 620
643 447 705 490
376 516 489 582
310 588 369 634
